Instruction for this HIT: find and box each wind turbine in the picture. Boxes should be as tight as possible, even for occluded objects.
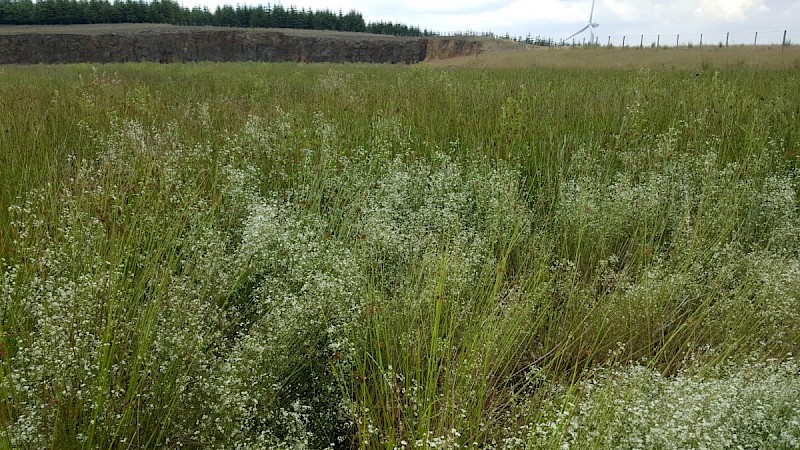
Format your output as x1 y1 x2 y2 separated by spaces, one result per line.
564 0 599 44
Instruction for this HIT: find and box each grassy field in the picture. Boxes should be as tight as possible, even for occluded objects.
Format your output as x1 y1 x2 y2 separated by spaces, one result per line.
430 43 800 69
1 48 800 448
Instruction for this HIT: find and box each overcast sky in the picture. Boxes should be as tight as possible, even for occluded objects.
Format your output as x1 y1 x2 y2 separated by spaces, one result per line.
186 0 800 45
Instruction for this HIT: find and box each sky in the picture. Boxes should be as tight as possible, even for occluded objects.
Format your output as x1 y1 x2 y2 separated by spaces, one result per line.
185 0 800 45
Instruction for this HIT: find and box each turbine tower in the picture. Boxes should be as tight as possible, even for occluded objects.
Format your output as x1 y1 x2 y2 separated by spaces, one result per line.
564 0 599 44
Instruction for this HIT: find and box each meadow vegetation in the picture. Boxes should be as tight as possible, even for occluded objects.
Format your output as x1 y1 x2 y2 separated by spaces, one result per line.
1 53 799 448
428 44 800 70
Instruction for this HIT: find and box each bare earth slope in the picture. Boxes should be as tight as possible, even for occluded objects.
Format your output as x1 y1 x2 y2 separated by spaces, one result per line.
0 24 483 64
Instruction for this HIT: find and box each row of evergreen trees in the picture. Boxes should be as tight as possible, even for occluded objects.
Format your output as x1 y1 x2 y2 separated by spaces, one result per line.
0 0 436 36
447 30 555 46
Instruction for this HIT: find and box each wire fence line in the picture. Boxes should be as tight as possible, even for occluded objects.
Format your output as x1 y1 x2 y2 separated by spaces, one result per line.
567 29 800 47
438 29 799 48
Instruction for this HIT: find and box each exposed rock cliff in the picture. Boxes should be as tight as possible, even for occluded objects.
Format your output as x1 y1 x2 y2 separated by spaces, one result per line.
0 26 484 64
424 38 483 61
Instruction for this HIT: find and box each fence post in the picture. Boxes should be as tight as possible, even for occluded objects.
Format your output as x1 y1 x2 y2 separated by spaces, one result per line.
783 30 788 46
607 35 611 46
657 35 660 48
640 34 643 48
726 32 729 47
754 31 758 46
622 35 626 47
700 34 703 47
676 34 680 47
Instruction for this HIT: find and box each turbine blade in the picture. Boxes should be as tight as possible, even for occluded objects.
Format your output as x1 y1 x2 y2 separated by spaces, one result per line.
565 24 590 41
589 0 596 23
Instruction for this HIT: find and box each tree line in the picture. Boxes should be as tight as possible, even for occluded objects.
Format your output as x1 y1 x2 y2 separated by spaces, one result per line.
447 30 555 46
0 0 436 36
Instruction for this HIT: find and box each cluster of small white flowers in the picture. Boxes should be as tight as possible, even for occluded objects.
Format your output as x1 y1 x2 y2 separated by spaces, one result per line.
186 194 363 447
753 173 800 254
527 359 800 450
1 209 125 446
223 111 539 446
1 112 237 444
344 150 529 299
718 249 800 345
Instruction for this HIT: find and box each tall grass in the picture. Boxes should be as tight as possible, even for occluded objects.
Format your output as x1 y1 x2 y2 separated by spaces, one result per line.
1 61 799 448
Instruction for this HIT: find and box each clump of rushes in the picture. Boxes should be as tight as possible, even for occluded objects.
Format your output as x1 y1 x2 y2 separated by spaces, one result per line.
1 62 799 448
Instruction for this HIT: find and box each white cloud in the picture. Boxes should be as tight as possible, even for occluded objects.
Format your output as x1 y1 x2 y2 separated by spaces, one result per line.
695 0 767 22
367 0 509 15
603 0 639 22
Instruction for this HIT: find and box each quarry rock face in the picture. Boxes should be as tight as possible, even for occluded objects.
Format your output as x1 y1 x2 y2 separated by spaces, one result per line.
0 28 483 64
424 38 483 61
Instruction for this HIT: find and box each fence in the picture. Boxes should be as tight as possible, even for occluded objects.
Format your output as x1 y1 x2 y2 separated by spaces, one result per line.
567 30 800 48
